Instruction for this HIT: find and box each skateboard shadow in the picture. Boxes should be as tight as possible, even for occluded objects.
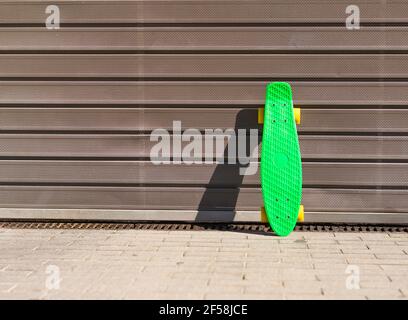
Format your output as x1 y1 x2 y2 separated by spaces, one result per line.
194 109 273 236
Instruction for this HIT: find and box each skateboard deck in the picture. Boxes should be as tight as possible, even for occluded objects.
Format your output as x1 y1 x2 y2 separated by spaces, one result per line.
260 82 303 236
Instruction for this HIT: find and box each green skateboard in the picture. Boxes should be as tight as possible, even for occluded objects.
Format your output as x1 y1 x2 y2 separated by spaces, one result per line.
259 82 303 236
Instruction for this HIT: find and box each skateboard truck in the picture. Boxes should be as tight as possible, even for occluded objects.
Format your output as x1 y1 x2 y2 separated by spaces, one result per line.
258 107 301 125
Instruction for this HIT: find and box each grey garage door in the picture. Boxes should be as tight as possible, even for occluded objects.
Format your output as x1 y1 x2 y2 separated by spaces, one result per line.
0 0 407 224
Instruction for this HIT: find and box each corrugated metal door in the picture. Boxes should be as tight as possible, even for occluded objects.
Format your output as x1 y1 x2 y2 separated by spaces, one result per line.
0 0 407 224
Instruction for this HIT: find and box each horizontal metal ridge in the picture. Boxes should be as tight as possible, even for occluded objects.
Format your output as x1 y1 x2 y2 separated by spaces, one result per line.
1 27 408 51
1 1 408 24
0 187 404 214
0 108 406 133
0 134 404 159
2 54 408 78
2 81 408 105
0 160 406 187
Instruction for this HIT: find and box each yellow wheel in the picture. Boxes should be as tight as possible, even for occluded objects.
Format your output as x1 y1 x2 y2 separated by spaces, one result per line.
297 205 304 222
258 108 264 124
260 206 268 223
294 107 301 125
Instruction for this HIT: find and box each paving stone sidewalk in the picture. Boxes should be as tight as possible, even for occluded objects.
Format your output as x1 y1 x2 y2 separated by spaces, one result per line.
0 227 407 300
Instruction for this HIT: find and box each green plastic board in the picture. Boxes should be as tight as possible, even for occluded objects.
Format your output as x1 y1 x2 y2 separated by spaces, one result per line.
260 82 302 236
